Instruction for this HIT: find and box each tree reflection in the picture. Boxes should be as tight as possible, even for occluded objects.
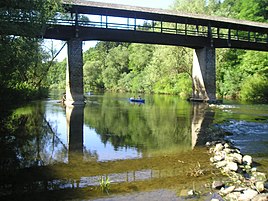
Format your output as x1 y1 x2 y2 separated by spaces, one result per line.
84 94 193 155
0 102 68 170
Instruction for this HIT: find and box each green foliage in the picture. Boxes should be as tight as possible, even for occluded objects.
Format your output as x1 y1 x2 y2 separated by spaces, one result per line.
240 74 268 103
0 0 63 105
0 0 62 36
222 0 267 22
0 36 52 104
47 59 66 89
99 176 110 194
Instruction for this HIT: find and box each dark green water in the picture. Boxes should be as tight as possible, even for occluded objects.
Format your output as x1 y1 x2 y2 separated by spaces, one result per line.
0 93 267 200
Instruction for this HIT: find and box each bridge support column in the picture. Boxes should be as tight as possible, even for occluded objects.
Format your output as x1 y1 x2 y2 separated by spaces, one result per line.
192 47 216 103
65 38 85 105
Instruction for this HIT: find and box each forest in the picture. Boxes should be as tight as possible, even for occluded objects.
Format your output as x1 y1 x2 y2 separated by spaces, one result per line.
1 0 268 106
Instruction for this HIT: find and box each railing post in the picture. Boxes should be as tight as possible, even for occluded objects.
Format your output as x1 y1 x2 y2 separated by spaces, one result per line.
228 28 231 47
75 9 79 38
106 15 108 28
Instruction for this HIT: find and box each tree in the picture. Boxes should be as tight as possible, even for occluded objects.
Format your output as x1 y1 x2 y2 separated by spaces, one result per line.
0 0 62 105
102 45 129 90
0 0 62 37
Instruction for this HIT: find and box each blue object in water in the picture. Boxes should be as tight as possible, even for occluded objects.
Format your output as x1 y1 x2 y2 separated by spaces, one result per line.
129 98 145 103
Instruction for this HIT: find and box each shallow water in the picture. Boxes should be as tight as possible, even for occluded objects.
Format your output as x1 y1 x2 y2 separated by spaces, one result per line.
0 93 267 200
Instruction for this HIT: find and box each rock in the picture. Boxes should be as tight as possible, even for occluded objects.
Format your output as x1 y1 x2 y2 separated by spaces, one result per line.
251 167 257 172
214 143 224 152
224 161 238 172
252 172 267 182
187 189 195 196
212 181 225 189
210 157 215 163
215 161 227 168
239 189 258 201
214 154 225 162
220 185 236 195
224 143 230 148
252 193 268 201
255 181 265 192
243 155 252 165
229 153 243 164
206 142 211 146
225 192 241 200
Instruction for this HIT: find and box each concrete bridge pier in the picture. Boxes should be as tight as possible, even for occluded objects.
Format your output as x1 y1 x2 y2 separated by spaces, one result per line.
65 38 85 105
192 47 216 103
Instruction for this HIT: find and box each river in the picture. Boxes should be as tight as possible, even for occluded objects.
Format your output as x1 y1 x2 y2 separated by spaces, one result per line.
0 93 267 200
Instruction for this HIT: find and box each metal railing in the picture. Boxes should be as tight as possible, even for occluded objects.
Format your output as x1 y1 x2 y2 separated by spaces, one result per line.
1 14 267 44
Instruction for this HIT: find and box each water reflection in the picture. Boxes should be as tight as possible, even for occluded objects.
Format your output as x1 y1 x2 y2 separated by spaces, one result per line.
0 95 215 168
66 105 84 163
191 103 215 147
64 94 215 162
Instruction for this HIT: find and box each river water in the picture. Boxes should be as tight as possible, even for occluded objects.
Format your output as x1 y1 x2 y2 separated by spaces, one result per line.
0 93 267 200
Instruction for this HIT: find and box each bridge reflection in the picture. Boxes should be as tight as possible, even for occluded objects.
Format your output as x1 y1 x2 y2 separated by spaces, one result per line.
66 102 215 163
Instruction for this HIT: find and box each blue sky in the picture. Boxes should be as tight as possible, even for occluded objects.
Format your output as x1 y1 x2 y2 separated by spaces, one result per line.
51 0 175 61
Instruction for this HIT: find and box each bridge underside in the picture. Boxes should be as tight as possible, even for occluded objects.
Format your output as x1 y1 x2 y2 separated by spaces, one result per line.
44 25 268 51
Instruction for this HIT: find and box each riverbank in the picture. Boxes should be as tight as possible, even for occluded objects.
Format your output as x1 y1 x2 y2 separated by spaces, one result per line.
208 141 268 200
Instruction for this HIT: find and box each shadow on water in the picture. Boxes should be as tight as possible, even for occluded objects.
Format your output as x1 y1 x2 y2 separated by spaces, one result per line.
0 94 232 200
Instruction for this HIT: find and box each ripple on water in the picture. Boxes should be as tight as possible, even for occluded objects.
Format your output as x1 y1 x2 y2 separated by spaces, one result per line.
220 120 268 155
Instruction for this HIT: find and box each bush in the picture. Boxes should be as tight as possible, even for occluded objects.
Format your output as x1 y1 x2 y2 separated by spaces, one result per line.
240 74 268 103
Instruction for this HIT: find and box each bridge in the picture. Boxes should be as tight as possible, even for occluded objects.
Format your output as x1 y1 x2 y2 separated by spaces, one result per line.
2 0 268 104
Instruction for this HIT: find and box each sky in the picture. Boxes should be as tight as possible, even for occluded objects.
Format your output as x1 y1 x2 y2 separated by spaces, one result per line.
48 0 175 61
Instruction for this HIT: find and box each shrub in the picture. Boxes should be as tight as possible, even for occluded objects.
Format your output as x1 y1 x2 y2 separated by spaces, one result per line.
240 74 268 103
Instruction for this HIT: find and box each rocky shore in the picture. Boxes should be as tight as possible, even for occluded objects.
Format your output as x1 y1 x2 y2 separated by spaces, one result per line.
208 141 268 201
